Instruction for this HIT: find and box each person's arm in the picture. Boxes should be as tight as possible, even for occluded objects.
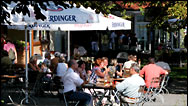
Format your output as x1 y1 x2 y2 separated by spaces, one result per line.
95 68 106 78
116 79 128 92
139 66 145 78
28 63 37 71
161 68 169 75
116 64 122 77
73 72 84 86
116 71 123 77
77 68 86 81
36 64 40 71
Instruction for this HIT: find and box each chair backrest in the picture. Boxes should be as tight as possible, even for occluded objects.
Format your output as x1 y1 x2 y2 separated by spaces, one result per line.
148 77 161 90
53 76 79 106
53 76 62 90
147 76 166 95
161 75 169 87
137 85 147 104
158 75 168 92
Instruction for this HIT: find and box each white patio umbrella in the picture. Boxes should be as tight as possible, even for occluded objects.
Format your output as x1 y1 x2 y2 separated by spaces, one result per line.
2 1 100 105
5 1 99 25
7 12 131 31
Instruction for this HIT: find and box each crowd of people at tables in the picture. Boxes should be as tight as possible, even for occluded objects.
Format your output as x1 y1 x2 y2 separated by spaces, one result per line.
24 51 170 106
1 40 171 106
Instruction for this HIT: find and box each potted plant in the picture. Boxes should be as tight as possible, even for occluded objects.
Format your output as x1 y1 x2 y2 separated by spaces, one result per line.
14 40 29 65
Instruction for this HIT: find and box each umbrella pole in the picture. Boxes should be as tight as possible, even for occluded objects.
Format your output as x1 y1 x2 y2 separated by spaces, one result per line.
68 30 70 61
20 26 37 105
25 26 29 103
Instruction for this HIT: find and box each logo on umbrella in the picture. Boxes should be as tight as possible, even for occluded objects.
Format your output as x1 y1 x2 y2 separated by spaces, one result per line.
47 6 63 11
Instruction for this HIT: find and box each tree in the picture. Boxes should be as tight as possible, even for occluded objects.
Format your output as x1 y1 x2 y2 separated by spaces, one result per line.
1 1 187 31
0 1 119 25
116 1 187 31
141 1 186 31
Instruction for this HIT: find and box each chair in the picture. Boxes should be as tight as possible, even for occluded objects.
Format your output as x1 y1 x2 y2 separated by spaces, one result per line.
144 77 165 104
114 85 147 106
53 76 80 106
160 75 169 94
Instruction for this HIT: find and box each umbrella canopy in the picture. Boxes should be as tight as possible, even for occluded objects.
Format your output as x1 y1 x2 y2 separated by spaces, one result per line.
7 13 131 31
3 1 99 25
105 14 131 30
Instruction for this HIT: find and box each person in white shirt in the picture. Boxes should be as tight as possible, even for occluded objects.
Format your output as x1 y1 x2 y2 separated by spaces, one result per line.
56 57 68 82
61 59 92 106
122 55 136 77
116 63 145 104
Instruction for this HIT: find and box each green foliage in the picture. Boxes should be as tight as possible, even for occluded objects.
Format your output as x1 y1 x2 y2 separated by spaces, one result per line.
14 40 25 51
169 67 187 79
1 1 187 30
142 1 187 31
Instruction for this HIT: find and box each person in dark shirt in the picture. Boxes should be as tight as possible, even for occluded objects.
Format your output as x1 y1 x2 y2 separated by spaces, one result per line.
129 33 138 51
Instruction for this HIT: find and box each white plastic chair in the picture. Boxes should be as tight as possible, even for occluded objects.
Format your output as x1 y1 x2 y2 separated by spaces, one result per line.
144 76 165 104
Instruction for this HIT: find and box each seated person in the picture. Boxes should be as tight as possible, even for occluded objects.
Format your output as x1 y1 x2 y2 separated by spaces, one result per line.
28 56 40 83
155 57 171 73
50 52 61 74
109 58 123 78
43 52 51 68
76 60 89 82
89 58 109 83
28 56 40 72
122 55 136 78
40 63 52 77
56 57 68 82
116 63 145 104
60 59 92 106
139 57 168 88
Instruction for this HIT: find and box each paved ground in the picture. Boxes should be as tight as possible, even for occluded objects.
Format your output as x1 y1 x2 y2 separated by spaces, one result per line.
2 92 187 106
35 94 188 106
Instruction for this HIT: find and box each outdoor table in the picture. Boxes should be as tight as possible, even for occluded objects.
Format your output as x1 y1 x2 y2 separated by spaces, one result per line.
1 74 20 83
1 74 24 105
82 78 124 106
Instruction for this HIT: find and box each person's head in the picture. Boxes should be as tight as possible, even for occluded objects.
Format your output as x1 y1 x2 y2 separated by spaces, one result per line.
59 53 66 63
132 55 137 61
148 57 155 64
29 56 37 64
68 59 78 70
94 58 102 67
128 55 133 61
45 52 51 59
54 52 61 58
130 63 140 75
102 57 108 67
110 59 118 66
77 60 86 69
